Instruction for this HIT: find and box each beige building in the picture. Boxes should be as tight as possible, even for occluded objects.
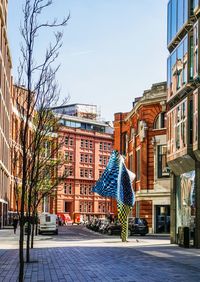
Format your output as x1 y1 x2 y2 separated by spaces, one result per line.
0 0 12 228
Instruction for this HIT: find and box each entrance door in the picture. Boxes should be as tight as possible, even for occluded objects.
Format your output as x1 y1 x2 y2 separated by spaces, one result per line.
156 205 170 233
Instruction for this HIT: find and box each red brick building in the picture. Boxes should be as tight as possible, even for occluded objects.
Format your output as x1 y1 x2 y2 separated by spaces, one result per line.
52 104 114 223
114 82 170 233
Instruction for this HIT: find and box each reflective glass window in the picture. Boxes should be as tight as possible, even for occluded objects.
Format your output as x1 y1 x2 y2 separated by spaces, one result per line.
183 36 188 84
178 0 184 31
171 0 177 40
75 122 81 128
183 0 188 21
167 1 172 44
194 0 199 11
177 42 184 90
189 36 194 79
167 56 171 89
65 120 71 127
171 51 176 95
167 0 189 44
193 23 198 77
70 121 76 127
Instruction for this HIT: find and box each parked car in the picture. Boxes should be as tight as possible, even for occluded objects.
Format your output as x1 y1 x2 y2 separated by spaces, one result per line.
106 217 148 236
98 219 110 233
38 213 58 235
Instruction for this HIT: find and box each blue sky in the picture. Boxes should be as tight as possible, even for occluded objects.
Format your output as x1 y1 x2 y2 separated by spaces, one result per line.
8 0 168 121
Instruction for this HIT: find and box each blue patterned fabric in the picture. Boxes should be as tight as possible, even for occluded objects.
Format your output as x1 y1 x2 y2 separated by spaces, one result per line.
92 150 135 207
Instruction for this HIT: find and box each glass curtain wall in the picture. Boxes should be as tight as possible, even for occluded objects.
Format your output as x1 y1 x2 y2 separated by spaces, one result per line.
194 0 199 11
167 0 188 45
167 35 188 98
167 99 187 155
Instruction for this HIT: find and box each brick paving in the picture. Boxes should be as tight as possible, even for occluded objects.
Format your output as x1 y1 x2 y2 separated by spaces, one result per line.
0 226 200 281
0 245 200 281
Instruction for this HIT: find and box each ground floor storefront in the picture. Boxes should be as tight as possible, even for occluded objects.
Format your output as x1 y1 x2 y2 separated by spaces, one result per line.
133 194 170 234
170 170 197 247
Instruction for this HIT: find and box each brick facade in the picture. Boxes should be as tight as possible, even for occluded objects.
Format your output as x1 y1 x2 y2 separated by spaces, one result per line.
51 107 114 223
114 82 170 233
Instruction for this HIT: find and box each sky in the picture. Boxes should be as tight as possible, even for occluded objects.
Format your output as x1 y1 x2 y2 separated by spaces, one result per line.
8 0 169 121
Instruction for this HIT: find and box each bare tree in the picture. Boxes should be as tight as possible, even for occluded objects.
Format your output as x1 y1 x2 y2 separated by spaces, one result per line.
12 1 70 281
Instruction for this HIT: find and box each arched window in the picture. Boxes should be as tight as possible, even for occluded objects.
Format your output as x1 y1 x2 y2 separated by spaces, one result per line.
154 112 166 129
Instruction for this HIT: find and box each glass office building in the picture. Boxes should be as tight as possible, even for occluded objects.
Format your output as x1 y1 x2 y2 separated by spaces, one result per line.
167 0 200 247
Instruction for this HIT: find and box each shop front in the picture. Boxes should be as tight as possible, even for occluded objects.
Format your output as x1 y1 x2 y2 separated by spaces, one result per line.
155 205 170 233
176 171 195 246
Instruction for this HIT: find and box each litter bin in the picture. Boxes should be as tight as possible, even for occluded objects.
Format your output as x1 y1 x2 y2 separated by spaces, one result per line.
178 226 190 248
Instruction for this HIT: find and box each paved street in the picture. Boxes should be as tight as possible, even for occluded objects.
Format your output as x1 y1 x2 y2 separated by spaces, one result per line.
0 225 200 281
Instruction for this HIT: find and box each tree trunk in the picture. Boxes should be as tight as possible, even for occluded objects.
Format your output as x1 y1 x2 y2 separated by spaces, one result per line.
31 221 35 249
26 220 31 262
19 217 24 282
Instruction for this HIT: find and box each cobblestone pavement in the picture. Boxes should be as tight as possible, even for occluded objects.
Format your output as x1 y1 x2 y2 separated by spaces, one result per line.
0 226 200 282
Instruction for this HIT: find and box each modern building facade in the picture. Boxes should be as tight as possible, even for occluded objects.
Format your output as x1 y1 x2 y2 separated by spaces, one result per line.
114 82 170 234
167 0 200 247
0 0 12 228
52 104 114 222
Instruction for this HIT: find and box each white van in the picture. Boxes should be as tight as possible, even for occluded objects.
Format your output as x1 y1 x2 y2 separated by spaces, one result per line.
38 213 58 235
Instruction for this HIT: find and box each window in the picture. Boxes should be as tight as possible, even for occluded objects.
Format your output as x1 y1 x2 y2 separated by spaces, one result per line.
80 184 93 195
69 167 73 176
136 149 140 181
190 35 194 79
98 202 106 213
89 154 93 163
79 201 93 213
168 99 187 155
194 0 199 11
65 151 73 162
154 112 166 129
99 155 103 165
65 137 69 146
129 154 133 172
69 137 74 146
64 183 67 194
100 142 103 150
65 136 74 146
167 35 188 98
194 23 198 78
80 168 93 179
193 91 198 143
99 170 104 178
157 145 170 178
64 183 72 194
89 141 93 149
167 0 188 45
80 168 84 177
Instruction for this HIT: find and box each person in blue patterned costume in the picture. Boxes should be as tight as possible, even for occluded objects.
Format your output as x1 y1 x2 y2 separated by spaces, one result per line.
92 150 135 242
